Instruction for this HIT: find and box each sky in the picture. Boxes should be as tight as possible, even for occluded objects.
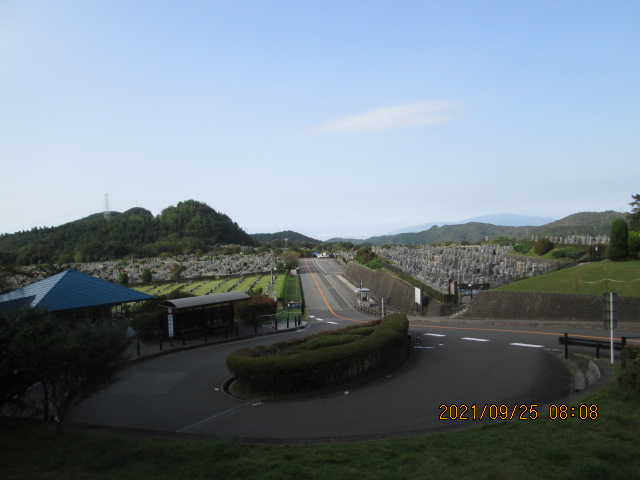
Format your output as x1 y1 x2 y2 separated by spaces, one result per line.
1 1 639 240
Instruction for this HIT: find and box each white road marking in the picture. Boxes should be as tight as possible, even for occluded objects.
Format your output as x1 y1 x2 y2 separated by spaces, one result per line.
327 321 339 325
462 337 490 342
177 403 246 433
423 333 446 337
316 318 324 321
414 346 434 349
510 343 544 348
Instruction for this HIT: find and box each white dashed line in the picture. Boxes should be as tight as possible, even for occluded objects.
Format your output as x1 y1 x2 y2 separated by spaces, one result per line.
461 337 490 342
510 343 544 348
327 321 339 325
423 333 446 337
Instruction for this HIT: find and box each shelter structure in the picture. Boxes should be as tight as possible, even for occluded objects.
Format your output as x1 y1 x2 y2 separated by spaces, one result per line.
158 291 250 337
0 269 154 320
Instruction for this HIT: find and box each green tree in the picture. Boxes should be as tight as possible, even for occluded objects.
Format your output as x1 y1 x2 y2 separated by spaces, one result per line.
628 194 640 232
169 263 187 281
280 251 300 270
0 309 129 432
534 238 554 256
234 296 277 327
0 311 40 414
606 218 630 261
629 231 640 254
117 271 129 285
141 268 153 283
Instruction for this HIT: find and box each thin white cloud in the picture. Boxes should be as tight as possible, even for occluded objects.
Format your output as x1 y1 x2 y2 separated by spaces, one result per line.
315 102 464 132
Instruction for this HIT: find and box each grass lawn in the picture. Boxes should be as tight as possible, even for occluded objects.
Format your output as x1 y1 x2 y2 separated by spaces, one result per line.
131 273 290 299
1 378 639 479
495 260 640 297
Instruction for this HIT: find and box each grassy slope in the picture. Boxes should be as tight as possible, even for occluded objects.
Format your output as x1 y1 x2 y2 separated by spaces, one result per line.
494 260 640 297
132 274 287 298
1 380 639 479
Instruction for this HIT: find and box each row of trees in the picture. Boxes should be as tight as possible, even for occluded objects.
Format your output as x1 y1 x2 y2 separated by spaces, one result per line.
0 309 129 432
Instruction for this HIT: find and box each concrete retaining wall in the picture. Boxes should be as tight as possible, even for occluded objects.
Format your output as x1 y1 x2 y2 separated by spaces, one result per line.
344 263 454 316
461 290 640 322
343 262 640 321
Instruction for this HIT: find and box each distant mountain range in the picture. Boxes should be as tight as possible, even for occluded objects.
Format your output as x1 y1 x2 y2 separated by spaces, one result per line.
389 213 556 234
328 211 625 246
0 201 627 268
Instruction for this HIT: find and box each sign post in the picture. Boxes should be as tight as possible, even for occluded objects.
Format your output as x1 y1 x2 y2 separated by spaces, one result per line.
167 308 175 339
609 292 616 365
604 293 617 364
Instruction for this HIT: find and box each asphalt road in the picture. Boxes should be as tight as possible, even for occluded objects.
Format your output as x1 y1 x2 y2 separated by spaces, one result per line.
66 258 634 442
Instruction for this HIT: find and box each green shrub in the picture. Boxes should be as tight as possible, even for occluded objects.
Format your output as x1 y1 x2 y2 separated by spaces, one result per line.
227 315 409 396
130 289 193 341
514 243 531 254
365 258 383 269
551 246 586 260
354 247 382 269
620 345 640 397
296 335 360 351
235 296 277 327
628 231 640 253
130 311 163 341
534 238 554 256
606 219 630 261
348 326 377 336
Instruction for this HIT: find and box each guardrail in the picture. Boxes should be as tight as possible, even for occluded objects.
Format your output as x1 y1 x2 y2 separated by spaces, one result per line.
559 333 639 361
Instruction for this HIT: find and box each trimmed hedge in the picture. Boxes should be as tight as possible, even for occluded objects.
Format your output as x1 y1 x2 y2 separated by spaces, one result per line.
226 314 410 396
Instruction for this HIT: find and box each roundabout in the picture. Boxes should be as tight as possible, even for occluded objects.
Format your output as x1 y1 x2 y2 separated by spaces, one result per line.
64 259 613 443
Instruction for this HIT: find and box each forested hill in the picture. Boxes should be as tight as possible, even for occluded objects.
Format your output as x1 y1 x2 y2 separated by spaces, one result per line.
0 200 254 265
333 211 626 246
249 230 321 246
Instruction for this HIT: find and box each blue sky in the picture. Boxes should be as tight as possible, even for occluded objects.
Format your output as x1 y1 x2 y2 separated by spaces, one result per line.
1 1 638 240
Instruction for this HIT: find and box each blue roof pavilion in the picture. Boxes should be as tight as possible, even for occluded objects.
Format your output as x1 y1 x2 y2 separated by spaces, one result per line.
0 269 154 317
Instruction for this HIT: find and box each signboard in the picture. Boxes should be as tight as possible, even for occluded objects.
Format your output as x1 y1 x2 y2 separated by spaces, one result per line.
415 287 422 305
167 314 174 338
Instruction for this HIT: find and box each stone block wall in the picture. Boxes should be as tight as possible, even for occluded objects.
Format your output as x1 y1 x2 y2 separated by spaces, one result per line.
345 262 417 314
462 291 640 322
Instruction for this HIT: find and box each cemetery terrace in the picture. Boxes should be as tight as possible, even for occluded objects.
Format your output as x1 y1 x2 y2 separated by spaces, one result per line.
374 244 563 293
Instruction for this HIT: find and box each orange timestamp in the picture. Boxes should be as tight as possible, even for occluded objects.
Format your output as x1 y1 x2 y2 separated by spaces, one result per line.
439 404 599 421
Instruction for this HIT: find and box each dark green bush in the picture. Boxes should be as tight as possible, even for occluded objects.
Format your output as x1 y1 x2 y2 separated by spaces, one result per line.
620 346 640 397
234 296 277 327
130 289 193 341
227 315 409 396
551 246 586 260
606 219 630 261
513 243 531 254
296 334 360 351
628 231 639 253
534 238 554 256
348 326 377 336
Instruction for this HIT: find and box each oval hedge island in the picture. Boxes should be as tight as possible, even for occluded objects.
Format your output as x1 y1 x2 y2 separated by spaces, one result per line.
226 314 410 398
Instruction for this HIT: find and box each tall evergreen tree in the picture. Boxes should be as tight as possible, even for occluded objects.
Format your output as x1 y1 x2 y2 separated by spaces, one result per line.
628 194 640 232
605 218 630 261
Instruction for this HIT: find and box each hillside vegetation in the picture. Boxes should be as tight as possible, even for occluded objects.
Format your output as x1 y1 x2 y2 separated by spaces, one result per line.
495 260 640 297
338 211 625 246
0 208 629 268
249 230 321 245
0 200 254 265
